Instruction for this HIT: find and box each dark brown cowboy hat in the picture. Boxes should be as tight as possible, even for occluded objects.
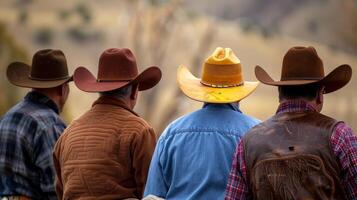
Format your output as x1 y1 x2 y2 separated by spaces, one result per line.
255 46 352 94
73 48 162 92
7 49 72 88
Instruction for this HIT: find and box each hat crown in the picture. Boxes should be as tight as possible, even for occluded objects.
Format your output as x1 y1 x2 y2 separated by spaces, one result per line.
281 46 324 81
205 47 240 64
97 48 139 81
30 49 69 80
201 47 243 87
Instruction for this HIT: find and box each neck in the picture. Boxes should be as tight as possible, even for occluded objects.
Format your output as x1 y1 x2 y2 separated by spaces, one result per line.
32 89 61 111
100 95 134 109
280 98 321 112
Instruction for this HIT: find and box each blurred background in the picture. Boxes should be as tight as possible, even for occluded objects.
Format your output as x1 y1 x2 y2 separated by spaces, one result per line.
0 0 356 134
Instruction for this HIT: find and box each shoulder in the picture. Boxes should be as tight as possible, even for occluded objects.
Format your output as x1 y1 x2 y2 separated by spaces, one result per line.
120 113 155 139
331 121 355 141
16 99 63 127
167 112 193 129
241 116 272 142
239 113 262 126
105 106 153 131
156 114 189 140
0 103 44 144
5 100 65 134
0 102 40 130
131 114 153 131
160 109 262 139
333 121 353 132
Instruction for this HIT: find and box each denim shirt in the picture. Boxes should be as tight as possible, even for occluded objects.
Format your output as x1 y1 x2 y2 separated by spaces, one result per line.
144 103 260 200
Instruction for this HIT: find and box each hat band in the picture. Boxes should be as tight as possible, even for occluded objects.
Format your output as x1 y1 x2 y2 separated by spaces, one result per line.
200 81 244 88
281 77 322 81
28 75 70 81
97 79 132 82
201 63 244 87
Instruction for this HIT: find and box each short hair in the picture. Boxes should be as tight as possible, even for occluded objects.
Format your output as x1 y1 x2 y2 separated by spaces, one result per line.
278 83 321 101
100 85 132 99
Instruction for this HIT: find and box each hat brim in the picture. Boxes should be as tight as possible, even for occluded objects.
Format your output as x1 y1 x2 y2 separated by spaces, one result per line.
73 66 162 92
177 65 259 103
7 62 72 88
255 65 352 93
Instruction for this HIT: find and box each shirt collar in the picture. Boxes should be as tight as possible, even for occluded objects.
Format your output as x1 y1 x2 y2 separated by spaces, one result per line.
92 96 139 116
24 91 60 114
203 103 242 113
276 100 317 114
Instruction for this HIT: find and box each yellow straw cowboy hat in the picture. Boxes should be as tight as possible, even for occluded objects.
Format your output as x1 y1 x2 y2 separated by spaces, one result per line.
177 47 259 103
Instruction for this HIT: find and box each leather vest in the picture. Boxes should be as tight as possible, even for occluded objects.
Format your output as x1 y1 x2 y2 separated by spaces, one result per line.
243 111 346 200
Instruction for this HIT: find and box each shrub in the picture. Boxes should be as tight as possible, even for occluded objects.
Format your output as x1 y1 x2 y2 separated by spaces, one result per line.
75 3 92 23
58 9 71 21
67 26 103 43
18 10 28 25
33 27 54 45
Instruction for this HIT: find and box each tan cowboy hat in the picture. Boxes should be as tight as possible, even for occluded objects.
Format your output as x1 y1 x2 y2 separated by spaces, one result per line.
255 46 352 93
7 49 72 88
73 48 162 92
177 47 259 103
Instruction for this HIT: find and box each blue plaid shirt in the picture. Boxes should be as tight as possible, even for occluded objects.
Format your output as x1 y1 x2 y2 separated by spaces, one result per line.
0 91 66 200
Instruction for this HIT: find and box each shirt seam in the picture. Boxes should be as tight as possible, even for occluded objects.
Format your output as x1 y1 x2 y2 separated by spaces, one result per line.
160 129 244 141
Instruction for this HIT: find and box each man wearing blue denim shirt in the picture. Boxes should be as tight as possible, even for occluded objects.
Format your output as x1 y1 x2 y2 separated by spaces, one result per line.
144 47 260 200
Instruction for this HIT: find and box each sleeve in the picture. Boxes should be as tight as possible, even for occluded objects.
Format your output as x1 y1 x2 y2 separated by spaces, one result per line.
330 122 357 199
53 138 63 200
131 126 157 198
33 124 64 200
225 139 250 200
143 136 167 198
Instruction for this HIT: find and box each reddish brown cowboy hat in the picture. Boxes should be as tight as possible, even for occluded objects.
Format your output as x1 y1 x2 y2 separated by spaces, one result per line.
74 48 162 92
7 49 72 88
255 46 352 94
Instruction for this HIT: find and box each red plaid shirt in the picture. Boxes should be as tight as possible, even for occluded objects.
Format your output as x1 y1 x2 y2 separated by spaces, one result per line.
225 100 357 200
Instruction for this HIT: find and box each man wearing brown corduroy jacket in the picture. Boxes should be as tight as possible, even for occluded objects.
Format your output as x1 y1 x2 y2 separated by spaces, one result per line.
53 48 162 200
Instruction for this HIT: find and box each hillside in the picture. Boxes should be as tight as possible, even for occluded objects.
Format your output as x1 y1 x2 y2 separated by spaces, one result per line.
185 0 357 54
0 0 356 133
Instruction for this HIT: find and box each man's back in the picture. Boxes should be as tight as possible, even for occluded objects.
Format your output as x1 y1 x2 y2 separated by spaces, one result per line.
54 96 156 200
144 103 260 200
244 111 346 199
0 91 65 199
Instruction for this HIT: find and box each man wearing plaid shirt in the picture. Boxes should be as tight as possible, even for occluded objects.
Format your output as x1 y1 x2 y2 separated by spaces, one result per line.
0 49 71 200
225 46 356 199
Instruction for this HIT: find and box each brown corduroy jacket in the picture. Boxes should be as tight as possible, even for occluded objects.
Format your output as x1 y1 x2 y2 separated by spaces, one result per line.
53 96 157 200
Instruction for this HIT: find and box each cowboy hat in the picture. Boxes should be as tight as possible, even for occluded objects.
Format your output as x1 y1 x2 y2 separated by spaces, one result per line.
7 49 72 88
177 47 259 103
255 46 352 93
73 48 162 92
